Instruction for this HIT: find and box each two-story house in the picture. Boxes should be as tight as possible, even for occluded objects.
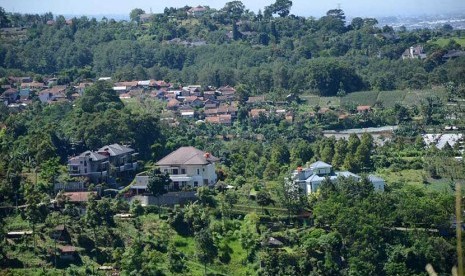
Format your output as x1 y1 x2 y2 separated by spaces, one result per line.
68 151 109 183
68 144 138 183
291 161 385 195
97 144 138 173
155 146 219 189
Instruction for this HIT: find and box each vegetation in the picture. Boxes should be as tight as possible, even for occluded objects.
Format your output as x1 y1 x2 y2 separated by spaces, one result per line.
0 1 464 275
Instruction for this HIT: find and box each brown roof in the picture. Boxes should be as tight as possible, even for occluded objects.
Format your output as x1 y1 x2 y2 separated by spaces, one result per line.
357 105 371 112
156 146 219 166
167 99 180 108
204 108 219 115
247 96 265 104
59 245 76 253
249 109 267 118
62 192 96 203
115 81 138 87
205 116 220 124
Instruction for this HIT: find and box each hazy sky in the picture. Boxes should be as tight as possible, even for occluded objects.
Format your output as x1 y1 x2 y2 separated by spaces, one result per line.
1 0 464 18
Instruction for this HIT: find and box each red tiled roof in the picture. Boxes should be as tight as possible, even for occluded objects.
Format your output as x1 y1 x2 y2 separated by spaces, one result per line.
62 192 96 203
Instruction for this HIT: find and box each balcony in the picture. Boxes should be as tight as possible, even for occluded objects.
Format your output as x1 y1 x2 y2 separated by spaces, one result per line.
118 162 138 172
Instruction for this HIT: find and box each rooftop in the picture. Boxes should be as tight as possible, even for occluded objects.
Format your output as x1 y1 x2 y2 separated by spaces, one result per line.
156 146 219 166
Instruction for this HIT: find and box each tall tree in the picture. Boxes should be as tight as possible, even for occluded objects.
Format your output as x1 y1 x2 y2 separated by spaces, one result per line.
195 228 218 275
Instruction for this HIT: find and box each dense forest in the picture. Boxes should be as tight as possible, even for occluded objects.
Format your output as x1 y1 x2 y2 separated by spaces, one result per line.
0 1 464 275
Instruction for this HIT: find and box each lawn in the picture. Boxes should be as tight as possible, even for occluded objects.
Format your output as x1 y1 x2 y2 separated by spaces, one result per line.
341 90 380 107
430 37 465 47
377 168 462 194
376 90 408 108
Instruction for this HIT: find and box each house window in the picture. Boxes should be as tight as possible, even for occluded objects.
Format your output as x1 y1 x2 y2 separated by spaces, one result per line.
181 168 186 174
84 168 87 173
197 169 200 175
194 181 198 187
203 168 205 172
203 179 208 185
84 161 87 166
172 169 179 175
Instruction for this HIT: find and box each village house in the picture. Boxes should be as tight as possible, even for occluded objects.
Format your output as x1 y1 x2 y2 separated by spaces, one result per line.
38 85 67 103
187 6 208 17
356 105 372 114
67 144 137 183
74 82 93 95
20 81 45 90
156 146 219 189
246 95 266 105
68 151 109 183
402 45 427 60
183 95 204 108
291 161 385 195
249 108 267 119
1 88 19 103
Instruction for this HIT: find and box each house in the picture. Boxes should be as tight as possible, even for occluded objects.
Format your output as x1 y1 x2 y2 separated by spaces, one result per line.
246 96 266 105
203 91 217 100
74 82 93 95
249 109 267 119
1 88 19 103
356 105 372 113
21 81 45 90
184 96 204 108
291 161 385 195
402 45 427 60
155 146 219 189
139 13 154 23
205 114 232 125
180 109 196 119
97 144 138 173
187 6 208 17
167 99 181 110
442 50 465 61
58 246 77 261
68 151 109 183
38 85 67 103
50 225 70 241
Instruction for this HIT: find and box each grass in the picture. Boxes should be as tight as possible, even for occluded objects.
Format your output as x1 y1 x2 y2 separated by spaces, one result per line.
430 37 465 47
300 87 446 110
376 90 408 108
377 168 462 194
341 91 380 107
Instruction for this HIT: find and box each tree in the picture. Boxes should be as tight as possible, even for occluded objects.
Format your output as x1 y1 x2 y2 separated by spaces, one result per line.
240 213 260 260
78 81 124 113
147 168 170 209
222 1 245 21
0 7 10 28
167 244 188 274
264 0 293 18
195 228 218 275
130 8 145 23
256 190 273 212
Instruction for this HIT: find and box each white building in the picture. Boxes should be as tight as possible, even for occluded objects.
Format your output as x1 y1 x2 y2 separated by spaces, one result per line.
291 161 385 195
151 146 219 190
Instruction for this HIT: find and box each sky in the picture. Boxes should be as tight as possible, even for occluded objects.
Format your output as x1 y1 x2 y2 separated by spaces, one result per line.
1 0 465 18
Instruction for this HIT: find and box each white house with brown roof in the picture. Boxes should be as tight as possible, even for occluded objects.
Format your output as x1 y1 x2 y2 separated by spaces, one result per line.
155 146 219 189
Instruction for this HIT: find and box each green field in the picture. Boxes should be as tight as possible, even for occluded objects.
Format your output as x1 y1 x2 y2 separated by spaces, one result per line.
301 87 446 109
430 37 465 47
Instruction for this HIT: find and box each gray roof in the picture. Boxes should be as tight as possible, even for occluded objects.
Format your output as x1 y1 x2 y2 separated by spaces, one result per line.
336 171 360 179
78 151 108 161
98 144 134 156
156 146 219 166
310 161 332 169
368 175 385 182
